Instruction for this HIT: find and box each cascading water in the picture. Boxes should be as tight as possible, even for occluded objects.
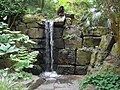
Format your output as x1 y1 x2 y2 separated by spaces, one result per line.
40 20 59 78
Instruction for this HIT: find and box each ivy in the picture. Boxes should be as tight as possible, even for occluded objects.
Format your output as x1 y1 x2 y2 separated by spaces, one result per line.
80 71 120 90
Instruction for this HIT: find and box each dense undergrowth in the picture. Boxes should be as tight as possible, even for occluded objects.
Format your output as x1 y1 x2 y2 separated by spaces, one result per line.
80 71 120 90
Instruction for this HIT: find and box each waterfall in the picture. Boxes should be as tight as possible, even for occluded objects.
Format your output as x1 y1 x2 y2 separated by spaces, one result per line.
49 20 54 71
40 20 59 78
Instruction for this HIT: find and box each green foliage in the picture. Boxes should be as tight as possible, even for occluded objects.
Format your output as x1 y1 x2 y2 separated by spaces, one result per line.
0 76 26 90
0 68 32 81
0 0 30 28
10 47 39 72
80 71 120 90
0 22 38 80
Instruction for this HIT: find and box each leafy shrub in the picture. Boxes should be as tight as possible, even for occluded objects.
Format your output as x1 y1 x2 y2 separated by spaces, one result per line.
80 71 120 90
0 22 38 80
0 76 26 90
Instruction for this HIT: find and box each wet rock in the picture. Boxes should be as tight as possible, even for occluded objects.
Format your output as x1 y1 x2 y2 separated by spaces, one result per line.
56 65 75 74
58 48 76 65
54 38 64 49
53 27 64 38
83 37 101 47
22 75 45 90
27 28 44 38
76 49 92 65
75 66 88 75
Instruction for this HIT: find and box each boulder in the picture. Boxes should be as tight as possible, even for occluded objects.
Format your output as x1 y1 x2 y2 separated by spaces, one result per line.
76 49 92 65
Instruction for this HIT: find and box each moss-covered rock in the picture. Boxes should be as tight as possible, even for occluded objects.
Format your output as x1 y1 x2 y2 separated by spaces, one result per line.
27 28 44 39
16 24 27 33
83 37 101 47
23 14 35 23
64 37 82 48
99 34 112 49
23 14 44 23
58 48 75 65
111 43 118 55
76 49 92 65
90 50 98 67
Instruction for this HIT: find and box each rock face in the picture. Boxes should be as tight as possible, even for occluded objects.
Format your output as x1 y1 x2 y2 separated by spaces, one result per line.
14 13 114 75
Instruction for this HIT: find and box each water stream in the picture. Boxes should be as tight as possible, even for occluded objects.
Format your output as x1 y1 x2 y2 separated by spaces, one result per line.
40 20 59 78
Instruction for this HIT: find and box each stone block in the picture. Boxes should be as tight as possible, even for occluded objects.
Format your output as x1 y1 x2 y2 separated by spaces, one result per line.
56 65 75 75
99 34 113 49
64 37 82 48
27 22 39 28
76 49 92 65
27 28 44 38
58 49 76 65
54 38 64 49
75 66 88 75
16 24 27 33
83 37 101 47
53 27 64 38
